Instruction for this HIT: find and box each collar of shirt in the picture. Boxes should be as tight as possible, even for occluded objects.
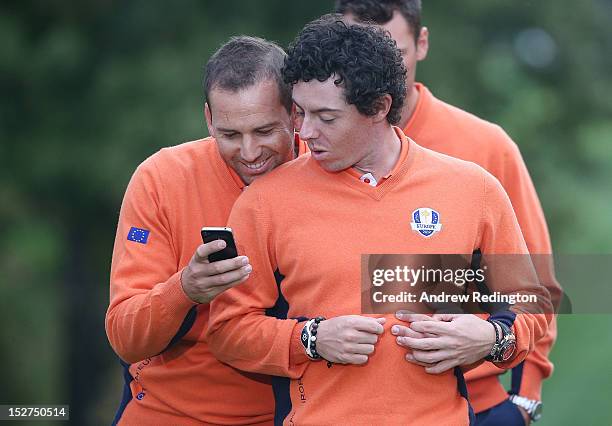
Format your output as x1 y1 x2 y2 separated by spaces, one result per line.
347 127 409 186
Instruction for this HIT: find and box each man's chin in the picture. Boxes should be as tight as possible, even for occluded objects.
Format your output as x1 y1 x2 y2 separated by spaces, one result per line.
240 175 255 185
315 159 344 174
238 163 277 185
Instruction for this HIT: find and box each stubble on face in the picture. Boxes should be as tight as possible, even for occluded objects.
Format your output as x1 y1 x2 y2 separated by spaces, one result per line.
207 80 294 185
293 77 377 173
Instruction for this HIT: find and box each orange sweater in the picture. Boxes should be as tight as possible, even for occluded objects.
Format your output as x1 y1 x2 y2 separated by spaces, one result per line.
208 130 550 425
405 83 560 411
106 136 306 425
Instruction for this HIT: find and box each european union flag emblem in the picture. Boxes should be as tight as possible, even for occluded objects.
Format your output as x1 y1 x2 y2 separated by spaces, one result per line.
127 227 150 244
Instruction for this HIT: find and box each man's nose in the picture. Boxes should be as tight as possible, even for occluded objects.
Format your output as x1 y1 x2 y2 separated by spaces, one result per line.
299 115 317 141
240 136 263 162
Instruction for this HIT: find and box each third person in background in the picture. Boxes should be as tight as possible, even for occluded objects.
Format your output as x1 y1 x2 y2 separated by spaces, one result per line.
336 0 561 424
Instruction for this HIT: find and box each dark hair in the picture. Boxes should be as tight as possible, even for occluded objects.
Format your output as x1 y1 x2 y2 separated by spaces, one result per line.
335 0 422 41
204 36 292 113
283 14 406 125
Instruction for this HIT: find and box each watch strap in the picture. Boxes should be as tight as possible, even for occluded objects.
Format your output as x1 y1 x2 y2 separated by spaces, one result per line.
509 394 543 421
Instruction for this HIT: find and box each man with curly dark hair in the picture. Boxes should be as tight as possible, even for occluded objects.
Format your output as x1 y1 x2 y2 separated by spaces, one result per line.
281 14 406 175
336 1 561 425
207 15 549 425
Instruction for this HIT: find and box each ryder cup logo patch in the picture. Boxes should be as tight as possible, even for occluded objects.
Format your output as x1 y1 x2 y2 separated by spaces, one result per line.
410 208 442 238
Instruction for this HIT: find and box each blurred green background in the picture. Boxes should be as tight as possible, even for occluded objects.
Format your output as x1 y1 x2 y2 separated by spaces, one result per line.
1 0 611 424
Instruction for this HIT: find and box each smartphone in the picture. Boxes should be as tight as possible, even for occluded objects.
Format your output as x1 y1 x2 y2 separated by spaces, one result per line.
201 227 238 262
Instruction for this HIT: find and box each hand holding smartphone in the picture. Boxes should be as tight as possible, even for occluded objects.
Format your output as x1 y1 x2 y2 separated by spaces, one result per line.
180 227 246 304
201 227 238 262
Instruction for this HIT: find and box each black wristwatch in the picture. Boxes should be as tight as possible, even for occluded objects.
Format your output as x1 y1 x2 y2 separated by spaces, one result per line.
509 394 543 422
484 319 517 363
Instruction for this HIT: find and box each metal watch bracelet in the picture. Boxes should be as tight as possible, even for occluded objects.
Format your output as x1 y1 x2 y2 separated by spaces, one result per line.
509 394 543 422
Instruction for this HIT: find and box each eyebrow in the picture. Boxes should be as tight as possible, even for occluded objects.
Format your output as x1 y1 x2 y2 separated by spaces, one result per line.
293 100 342 114
216 121 282 133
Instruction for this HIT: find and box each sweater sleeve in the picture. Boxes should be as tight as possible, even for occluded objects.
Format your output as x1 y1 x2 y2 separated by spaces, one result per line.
105 155 197 364
478 171 551 370
207 187 309 378
495 129 560 399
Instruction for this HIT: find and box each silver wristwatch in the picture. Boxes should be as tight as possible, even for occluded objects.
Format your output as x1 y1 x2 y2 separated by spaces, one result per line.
509 394 543 422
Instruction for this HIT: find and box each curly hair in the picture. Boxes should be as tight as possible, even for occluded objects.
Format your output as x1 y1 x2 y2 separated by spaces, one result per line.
282 14 406 125
335 0 422 41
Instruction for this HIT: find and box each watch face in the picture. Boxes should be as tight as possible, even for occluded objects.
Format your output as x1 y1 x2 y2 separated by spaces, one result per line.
533 401 543 421
501 341 517 362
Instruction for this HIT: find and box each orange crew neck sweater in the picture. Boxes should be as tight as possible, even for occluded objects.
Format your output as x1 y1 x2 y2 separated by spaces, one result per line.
405 83 560 411
208 130 550 425
106 136 307 425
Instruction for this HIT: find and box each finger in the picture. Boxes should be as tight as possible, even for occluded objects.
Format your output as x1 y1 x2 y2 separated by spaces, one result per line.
432 313 463 322
425 359 458 374
351 331 381 345
375 317 387 325
396 336 448 351
396 311 437 322
411 349 445 364
412 349 455 364
391 325 427 339
349 343 376 355
345 354 369 365
194 241 227 262
204 265 253 287
409 320 451 335
405 352 434 367
353 317 385 334
196 256 250 278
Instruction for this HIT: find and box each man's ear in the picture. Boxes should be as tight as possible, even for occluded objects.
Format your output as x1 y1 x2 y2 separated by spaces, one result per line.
204 102 215 137
372 94 393 124
291 103 300 131
416 27 429 62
